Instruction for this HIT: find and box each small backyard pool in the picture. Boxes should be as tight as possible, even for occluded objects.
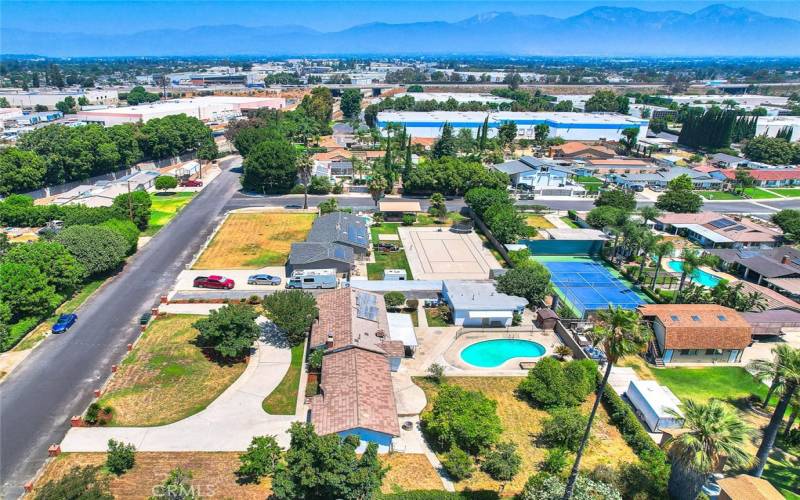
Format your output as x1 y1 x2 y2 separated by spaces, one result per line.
460 339 546 368
667 259 721 288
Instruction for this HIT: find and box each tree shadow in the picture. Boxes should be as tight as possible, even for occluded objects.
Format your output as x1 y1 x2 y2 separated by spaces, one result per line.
260 320 291 349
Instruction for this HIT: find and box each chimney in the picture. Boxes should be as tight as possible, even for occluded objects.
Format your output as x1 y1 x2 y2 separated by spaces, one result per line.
326 332 334 349
375 329 385 338
782 255 791 265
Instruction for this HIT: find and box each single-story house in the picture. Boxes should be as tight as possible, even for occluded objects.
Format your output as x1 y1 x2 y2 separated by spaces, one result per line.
716 168 800 188
717 475 784 500
707 246 800 284
288 242 354 275
625 380 684 432
612 167 722 190
307 212 370 257
583 158 659 175
638 304 753 364
378 201 423 221
635 138 674 154
710 153 748 169
550 142 615 159
492 156 585 195
442 280 528 327
655 213 781 249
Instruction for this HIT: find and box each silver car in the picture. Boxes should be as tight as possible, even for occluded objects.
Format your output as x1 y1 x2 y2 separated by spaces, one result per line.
247 274 282 286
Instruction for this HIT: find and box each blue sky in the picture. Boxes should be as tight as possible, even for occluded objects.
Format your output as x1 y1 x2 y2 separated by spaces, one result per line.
4 1 799 34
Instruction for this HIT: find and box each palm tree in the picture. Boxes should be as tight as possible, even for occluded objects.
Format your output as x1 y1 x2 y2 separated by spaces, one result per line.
651 240 675 289
639 206 661 226
783 392 800 440
368 176 387 207
296 153 314 210
749 344 793 409
664 399 752 500
752 345 800 477
562 306 650 499
675 249 712 302
637 233 660 283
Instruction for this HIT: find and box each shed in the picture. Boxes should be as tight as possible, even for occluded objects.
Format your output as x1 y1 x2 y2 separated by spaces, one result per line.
535 308 558 329
383 269 407 281
625 380 684 432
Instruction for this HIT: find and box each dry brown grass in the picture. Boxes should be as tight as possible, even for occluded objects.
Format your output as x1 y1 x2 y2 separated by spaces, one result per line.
193 212 315 269
30 452 270 499
525 215 555 230
415 377 639 495
98 315 246 426
380 453 444 493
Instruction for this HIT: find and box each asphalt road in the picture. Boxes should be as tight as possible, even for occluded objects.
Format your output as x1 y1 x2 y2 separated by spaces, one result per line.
0 157 243 498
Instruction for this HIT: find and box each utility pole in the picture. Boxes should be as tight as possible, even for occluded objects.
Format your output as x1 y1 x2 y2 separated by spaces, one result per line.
127 181 134 222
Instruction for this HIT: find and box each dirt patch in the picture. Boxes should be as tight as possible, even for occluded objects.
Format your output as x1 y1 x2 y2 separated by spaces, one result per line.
30 452 270 499
99 315 246 426
193 212 315 269
380 453 444 493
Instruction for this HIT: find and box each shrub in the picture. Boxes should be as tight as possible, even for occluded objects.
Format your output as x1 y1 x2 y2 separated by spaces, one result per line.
106 439 136 475
85 402 102 425
567 210 577 220
539 448 569 475
262 290 318 346
308 175 332 194
402 213 417 226
519 472 621 500
421 384 502 454
518 357 596 409
100 218 140 255
248 295 261 305
539 408 589 452
443 447 474 481
0 262 60 322
332 182 344 194
154 175 178 191
427 362 445 384
290 184 306 194
55 225 129 277
307 348 323 371
480 442 521 481
237 435 282 484
111 190 151 230
384 291 405 309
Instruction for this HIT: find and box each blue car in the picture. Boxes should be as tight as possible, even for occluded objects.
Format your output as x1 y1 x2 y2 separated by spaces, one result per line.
52 313 77 334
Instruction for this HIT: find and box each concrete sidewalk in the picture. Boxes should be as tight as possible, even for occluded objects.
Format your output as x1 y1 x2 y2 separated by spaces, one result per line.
60 323 298 452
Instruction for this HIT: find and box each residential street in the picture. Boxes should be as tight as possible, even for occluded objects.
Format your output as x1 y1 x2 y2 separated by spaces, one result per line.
0 158 243 498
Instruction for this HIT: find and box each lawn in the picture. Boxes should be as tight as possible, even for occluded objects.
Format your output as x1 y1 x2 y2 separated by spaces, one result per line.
368 224 413 280
560 216 579 228
770 188 800 198
262 343 304 415
98 315 246 426
577 176 603 184
371 222 401 244
193 212 315 269
424 307 449 327
743 187 780 200
764 456 800 499
31 452 271 499
144 192 197 236
525 215 555 229
416 211 467 227
697 191 743 200
414 377 638 495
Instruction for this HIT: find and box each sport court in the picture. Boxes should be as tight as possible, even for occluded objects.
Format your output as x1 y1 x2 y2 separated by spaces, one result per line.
540 258 646 317
398 227 501 280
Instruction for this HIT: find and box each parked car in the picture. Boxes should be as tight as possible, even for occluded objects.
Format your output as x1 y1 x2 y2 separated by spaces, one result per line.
247 274 282 286
193 275 235 289
179 179 203 187
52 313 77 334
376 242 399 252
630 185 645 192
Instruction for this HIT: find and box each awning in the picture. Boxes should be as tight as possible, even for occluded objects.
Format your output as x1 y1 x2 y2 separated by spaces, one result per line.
671 223 733 244
386 312 418 347
468 310 514 319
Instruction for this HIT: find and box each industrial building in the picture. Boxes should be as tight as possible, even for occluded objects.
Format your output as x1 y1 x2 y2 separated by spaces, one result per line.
393 92 512 105
668 94 789 108
0 89 119 109
376 111 649 141
755 116 800 142
76 96 286 126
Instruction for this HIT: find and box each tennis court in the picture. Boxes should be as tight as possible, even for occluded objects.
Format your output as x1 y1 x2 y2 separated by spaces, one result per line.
542 260 646 317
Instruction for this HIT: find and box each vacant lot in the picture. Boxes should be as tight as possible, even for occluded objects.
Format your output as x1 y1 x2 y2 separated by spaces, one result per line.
415 377 637 494
525 215 555 229
99 315 246 426
194 212 315 269
145 192 197 236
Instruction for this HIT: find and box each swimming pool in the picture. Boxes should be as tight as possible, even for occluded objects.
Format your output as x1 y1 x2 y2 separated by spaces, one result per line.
667 260 721 288
460 339 546 368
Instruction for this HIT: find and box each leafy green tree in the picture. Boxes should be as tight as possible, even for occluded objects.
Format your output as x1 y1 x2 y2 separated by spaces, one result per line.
503 72 523 90
483 203 529 244
655 174 703 213
428 192 448 220
0 263 61 321
497 121 518 150
585 90 627 113
464 187 511 219
125 86 160 105
307 175 332 195
299 87 334 125
35 465 112 500
481 442 522 481
518 357 596 408
340 88 363 120
432 122 457 159
540 408 589 452
384 291 405 309
262 290 318 346
585 206 626 229
3 241 86 295
264 72 301 86
772 209 800 242
443 447 474 480
154 175 178 192
404 158 508 196
237 435 282 484
318 197 339 215
734 169 755 195
100 218 140 255
106 439 136 475
0 97 9 107
594 189 636 211
232 126 280 157
454 128 476 154
495 263 550 307
193 304 260 359
665 400 752 499
111 190 152 231
407 84 424 92
271 422 387 500
242 139 298 194
743 135 797 165
0 148 47 196
619 127 639 154
421 384 502 454
368 175 388 206
55 96 77 114
534 124 550 145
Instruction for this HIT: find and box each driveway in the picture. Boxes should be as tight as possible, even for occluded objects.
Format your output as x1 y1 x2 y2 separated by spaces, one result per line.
60 319 298 451
172 267 287 294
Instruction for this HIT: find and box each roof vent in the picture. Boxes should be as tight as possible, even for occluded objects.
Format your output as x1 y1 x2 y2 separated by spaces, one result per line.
375 329 385 338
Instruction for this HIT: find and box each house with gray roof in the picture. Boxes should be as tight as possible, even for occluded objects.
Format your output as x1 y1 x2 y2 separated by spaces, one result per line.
708 246 800 286
442 280 528 327
492 156 584 196
288 242 354 274
710 153 748 169
307 212 370 256
611 166 722 189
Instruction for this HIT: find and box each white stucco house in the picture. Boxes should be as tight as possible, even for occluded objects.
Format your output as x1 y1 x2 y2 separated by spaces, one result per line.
442 280 528 327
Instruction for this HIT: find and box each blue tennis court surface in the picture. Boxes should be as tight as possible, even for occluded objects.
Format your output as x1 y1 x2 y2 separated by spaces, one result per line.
542 260 645 317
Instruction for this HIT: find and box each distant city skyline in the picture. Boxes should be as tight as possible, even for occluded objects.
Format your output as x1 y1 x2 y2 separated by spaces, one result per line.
4 0 800 35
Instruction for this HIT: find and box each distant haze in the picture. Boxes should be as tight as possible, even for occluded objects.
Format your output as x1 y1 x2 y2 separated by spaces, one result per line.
3 4 800 57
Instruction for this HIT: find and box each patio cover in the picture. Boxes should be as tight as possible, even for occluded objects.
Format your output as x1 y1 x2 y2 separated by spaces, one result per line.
387 312 418 347
468 310 514 319
670 223 733 244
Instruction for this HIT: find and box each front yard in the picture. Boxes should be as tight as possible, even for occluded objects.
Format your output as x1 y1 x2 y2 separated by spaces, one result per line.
770 188 800 198
414 377 638 495
697 191 743 200
525 215 555 230
743 187 780 199
261 343 304 415
145 192 197 236
98 315 246 426
193 212 315 269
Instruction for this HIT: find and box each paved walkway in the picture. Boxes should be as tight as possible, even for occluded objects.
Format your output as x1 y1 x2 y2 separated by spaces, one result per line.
60 323 298 452
392 373 427 416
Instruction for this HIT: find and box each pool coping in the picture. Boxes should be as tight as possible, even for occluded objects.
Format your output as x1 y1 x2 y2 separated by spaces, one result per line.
443 330 561 372
662 258 738 287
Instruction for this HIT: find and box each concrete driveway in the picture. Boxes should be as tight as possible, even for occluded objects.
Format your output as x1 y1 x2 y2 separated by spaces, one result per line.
172 267 287 294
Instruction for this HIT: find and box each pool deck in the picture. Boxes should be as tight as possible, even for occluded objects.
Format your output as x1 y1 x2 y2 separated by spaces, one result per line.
661 258 738 286
443 329 560 373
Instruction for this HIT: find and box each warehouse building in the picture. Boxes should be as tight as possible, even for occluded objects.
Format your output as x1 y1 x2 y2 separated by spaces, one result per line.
76 96 286 126
755 116 800 142
0 89 119 109
375 111 649 141
392 92 512 105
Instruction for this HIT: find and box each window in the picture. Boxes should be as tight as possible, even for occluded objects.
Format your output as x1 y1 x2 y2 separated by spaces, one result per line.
680 349 690 355
718 315 727 321
670 315 679 321
705 349 716 355
691 315 700 321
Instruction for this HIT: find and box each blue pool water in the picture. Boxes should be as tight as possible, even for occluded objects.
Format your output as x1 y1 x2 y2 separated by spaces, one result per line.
461 339 546 368
667 260 721 287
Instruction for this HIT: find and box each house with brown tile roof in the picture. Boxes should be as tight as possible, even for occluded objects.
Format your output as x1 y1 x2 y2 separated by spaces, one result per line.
655 212 781 249
638 304 753 364
550 141 615 159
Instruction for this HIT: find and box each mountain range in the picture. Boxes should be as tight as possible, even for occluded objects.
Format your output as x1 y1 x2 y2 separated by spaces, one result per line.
3 4 800 57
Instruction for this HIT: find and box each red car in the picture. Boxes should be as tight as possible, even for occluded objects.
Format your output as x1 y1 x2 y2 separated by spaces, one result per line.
193 275 235 289
180 179 203 187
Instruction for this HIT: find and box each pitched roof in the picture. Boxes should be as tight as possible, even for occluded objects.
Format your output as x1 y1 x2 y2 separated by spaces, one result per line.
289 242 354 265
307 212 370 250
731 280 800 311
638 304 752 350
310 289 391 353
719 168 800 181
552 142 615 156
711 153 746 164
656 213 780 244
587 158 651 167
717 474 784 500
708 246 800 279
310 346 400 437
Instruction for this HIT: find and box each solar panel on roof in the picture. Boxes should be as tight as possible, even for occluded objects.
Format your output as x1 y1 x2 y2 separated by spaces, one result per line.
334 246 348 259
724 224 746 232
709 218 736 229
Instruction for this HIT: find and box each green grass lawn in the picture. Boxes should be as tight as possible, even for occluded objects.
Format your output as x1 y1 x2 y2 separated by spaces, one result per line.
262 343 304 415
424 307 449 327
560 216 579 228
416 211 467 226
764 456 800 499
367 250 413 280
697 191 743 200
577 176 603 183
145 192 197 236
770 188 800 198
647 366 770 405
743 187 780 200
370 222 400 244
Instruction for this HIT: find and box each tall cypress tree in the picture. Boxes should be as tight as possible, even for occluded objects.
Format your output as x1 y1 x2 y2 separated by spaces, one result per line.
403 136 413 179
